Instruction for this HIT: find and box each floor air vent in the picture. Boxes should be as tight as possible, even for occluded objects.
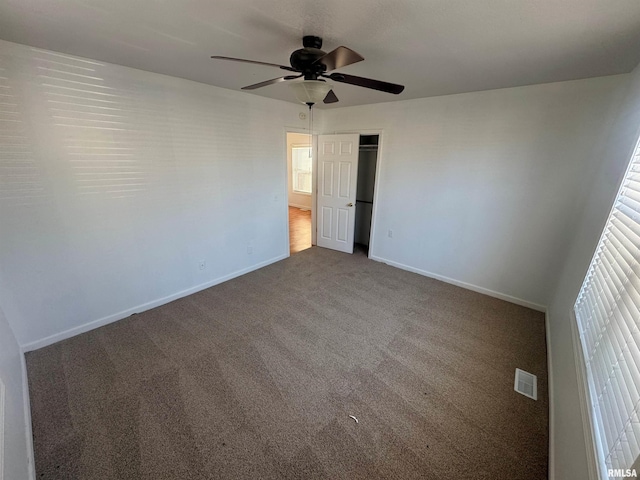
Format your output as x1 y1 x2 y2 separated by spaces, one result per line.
514 368 537 400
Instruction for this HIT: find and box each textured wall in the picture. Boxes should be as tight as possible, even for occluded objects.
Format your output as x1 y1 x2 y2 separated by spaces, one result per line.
0 40 309 347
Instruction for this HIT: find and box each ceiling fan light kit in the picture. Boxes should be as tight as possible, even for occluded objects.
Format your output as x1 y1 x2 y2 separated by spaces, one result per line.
290 80 332 106
211 35 404 106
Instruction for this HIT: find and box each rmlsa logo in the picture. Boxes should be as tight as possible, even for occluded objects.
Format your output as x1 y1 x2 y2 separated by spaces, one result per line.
609 469 638 478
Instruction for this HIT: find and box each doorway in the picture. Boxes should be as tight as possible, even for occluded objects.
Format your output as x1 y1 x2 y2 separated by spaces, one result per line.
286 132 313 254
354 134 379 255
315 133 380 256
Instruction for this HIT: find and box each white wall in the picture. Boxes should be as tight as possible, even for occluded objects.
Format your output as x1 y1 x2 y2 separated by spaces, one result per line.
322 75 628 309
287 132 312 209
546 64 640 479
0 300 31 480
0 40 309 348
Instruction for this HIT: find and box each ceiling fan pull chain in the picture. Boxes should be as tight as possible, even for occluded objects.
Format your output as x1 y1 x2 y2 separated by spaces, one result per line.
309 104 313 158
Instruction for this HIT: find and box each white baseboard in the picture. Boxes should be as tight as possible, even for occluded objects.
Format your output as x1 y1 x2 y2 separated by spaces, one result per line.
369 255 547 312
19 352 35 480
20 254 288 352
546 311 555 480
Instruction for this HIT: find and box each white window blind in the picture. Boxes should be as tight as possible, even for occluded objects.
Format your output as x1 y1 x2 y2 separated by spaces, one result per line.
575 134 640 474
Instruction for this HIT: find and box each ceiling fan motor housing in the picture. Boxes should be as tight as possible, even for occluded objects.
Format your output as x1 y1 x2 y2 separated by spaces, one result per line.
290 36 327 79
302 35 323 49
289 49 326 76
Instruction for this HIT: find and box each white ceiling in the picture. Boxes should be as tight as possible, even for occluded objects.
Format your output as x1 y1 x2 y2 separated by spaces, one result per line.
1 0 640 108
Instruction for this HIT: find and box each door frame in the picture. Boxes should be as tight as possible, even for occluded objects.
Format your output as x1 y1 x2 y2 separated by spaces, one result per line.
320 128 384 259
284 127 318 255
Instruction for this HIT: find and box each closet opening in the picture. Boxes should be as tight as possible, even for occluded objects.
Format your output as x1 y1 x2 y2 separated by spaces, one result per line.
354 134 379 255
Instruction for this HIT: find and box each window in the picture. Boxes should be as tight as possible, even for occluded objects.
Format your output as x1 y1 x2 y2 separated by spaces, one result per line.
292 145 312 194
574 134 640 476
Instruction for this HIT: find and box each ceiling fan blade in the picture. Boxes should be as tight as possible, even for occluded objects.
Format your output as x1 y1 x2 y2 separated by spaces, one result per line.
329 73 404 94
313 46 364 72
211 56 297 72
323 89 339 104
241 76 299 90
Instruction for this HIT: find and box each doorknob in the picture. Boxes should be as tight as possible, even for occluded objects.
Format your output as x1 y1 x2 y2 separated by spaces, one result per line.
347 202 354 207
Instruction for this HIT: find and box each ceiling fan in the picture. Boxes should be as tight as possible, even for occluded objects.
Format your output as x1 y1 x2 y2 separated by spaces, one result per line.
211 36 404 106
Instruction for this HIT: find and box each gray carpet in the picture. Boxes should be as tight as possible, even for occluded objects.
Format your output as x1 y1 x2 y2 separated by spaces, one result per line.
26 246 548 479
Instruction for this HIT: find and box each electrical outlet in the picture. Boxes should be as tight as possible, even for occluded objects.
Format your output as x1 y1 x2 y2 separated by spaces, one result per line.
388 229 393 238
247 246 253 255
198 261 206 270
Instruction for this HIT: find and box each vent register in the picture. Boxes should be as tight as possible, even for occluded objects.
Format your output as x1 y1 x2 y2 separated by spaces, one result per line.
515 368 538 400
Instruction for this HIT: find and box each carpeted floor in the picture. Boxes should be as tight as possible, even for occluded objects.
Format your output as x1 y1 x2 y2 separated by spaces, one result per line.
26 247 548 479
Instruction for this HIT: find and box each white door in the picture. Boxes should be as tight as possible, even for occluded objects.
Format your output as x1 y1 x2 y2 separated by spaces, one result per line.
317 134 360 253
